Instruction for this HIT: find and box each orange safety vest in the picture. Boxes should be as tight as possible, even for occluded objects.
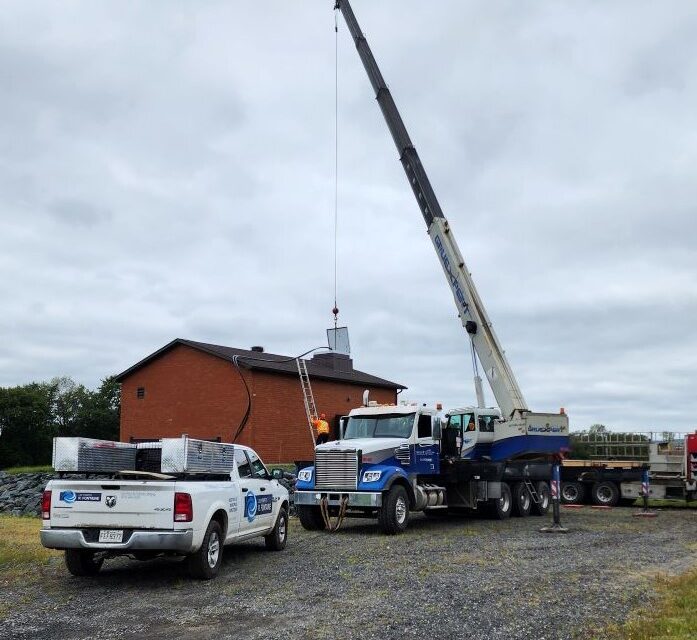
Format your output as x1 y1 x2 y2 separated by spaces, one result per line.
314 419 330 435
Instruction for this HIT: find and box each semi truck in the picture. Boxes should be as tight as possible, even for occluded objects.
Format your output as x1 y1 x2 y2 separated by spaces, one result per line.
561 431 697 506
294 0 569 533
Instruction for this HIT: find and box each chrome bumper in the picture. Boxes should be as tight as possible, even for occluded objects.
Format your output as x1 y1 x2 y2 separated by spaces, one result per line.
40 528 194 553
294 490 382 508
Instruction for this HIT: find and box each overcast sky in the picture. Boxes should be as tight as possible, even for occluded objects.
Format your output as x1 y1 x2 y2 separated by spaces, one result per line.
2 1 696 431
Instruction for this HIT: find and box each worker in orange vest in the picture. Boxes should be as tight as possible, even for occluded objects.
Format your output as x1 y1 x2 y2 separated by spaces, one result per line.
313 414 330 444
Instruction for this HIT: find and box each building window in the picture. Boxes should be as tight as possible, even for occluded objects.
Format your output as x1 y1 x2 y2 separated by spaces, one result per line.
136 387 145 399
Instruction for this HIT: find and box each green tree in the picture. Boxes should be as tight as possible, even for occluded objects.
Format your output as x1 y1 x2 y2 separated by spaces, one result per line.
0 382 57 467
0 376 121 468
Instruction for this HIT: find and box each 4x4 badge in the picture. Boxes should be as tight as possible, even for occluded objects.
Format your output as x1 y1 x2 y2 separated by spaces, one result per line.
105 496 117 508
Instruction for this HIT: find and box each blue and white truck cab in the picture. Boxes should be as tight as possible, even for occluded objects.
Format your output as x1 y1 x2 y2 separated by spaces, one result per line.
295 403 443 534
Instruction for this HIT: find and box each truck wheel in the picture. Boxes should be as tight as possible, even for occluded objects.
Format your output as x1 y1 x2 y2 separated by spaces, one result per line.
378 485 410 535
512 482 532 517
265 507 288 551
561 481 585 505
186 519 223 580
591 481 619 507
64 549 104 577
488 482 512 520
297 505 326 531
531 481 551 516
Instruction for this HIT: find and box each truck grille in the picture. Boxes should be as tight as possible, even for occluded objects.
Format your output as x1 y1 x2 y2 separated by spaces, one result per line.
315 450 358 490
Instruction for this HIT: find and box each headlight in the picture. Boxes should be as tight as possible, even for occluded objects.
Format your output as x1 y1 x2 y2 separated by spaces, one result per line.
297 469 313 482
362 470 382 483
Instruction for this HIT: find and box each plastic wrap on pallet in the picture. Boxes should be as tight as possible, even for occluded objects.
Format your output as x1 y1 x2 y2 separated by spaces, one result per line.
160 436 235 474
52 437 137 472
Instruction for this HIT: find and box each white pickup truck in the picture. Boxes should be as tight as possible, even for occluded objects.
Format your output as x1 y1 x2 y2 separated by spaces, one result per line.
40 443 289 580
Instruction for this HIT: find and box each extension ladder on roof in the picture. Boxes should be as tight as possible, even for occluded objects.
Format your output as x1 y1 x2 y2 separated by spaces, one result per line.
297 358 318 445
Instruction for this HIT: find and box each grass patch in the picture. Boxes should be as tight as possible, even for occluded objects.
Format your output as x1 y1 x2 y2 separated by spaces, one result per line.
632 498 697 509
2 465 53 474
0 515 60 580
602 568 697 639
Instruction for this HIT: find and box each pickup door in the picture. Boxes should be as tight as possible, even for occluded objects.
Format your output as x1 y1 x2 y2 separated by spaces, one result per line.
235 449 275 535
49 479 176 530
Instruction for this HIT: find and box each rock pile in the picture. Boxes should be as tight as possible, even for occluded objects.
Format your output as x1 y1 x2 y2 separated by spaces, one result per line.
0 471 55 516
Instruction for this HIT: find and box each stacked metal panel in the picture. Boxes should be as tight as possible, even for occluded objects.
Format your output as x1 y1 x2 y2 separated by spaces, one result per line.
160 436 235 474
52 437 137 472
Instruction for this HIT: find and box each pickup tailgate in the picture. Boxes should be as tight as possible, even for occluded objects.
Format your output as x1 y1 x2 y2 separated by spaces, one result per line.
49 479 176 529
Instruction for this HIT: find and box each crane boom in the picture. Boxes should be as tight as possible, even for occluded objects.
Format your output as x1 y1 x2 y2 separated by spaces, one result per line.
335 0 528 418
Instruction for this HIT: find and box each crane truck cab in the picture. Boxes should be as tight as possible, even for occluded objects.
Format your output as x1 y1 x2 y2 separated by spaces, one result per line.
440 407 501 459
295 403 443 534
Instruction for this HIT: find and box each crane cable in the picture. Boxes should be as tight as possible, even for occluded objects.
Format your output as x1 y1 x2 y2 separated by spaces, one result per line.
332 6 340 330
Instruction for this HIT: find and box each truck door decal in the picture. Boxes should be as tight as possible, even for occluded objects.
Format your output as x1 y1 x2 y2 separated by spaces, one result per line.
244 491 273 522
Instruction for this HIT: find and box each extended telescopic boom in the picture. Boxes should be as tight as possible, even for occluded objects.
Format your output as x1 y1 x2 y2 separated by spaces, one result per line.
335 0 528 419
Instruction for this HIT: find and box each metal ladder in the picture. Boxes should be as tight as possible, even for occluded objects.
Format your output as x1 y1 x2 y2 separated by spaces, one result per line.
525 479 541 504
296 358 317 445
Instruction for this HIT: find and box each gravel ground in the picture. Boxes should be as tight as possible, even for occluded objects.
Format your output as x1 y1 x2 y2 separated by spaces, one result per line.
2 508 696 640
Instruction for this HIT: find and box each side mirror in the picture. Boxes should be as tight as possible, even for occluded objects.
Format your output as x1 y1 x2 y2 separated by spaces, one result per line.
432 422 442 440
271 468 284 480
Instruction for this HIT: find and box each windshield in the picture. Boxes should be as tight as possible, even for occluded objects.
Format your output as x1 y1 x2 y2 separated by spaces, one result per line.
344 413 415 439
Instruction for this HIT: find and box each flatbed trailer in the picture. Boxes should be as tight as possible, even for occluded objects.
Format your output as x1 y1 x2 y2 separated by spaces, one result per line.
560 432 697 506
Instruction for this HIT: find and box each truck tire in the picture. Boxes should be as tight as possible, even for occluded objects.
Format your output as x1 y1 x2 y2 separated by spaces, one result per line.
186 519 223 580
64 549 103 577
378 485 410 535
561 481 585 505
512 482 532 517
531 481 551 516
488 482 512 520
591 481 619 507
297 505 326 531
265 507 289 551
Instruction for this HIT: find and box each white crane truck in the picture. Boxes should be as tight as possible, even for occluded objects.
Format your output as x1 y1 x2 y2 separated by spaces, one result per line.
40 437 290 579
294 0 569 533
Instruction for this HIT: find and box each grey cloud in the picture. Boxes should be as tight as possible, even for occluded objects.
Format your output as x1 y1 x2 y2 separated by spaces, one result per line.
0 1 696 434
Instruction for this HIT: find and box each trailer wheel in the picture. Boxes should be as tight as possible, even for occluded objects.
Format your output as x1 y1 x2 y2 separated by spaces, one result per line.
488 482 512 520
512 482 532 517
297 505 326 531
265 507 288 551
561 481 585 505
591 481 619 507
64 549 104 577
186 519 223 580
531 481 551 516
378 485 410 535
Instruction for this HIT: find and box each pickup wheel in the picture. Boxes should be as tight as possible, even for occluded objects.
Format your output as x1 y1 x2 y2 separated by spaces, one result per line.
265 507 288 551
592 481 619 507
64 549 103 577
512 482 532 517
561 481 585 505
378 485 410 535
297 505 326 531
531 481 551 516
186 519 223 580
488 482 512 520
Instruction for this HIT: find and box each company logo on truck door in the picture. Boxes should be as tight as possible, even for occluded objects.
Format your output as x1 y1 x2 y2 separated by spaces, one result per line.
244 491 273 522
434 235 469 315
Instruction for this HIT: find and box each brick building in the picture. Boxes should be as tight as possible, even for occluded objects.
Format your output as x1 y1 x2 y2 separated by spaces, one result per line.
115 339 405 463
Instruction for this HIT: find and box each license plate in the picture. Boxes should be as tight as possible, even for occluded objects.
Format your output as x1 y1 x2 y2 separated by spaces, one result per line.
98 529 123 543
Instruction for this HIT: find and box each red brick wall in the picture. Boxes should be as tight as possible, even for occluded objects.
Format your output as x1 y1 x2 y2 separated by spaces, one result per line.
120 344 397 463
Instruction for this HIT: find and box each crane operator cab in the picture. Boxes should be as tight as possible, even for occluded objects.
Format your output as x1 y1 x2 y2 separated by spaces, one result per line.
441 408 500 459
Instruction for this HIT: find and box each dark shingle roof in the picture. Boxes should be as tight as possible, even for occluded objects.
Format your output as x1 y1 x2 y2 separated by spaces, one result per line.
114 338 406 390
